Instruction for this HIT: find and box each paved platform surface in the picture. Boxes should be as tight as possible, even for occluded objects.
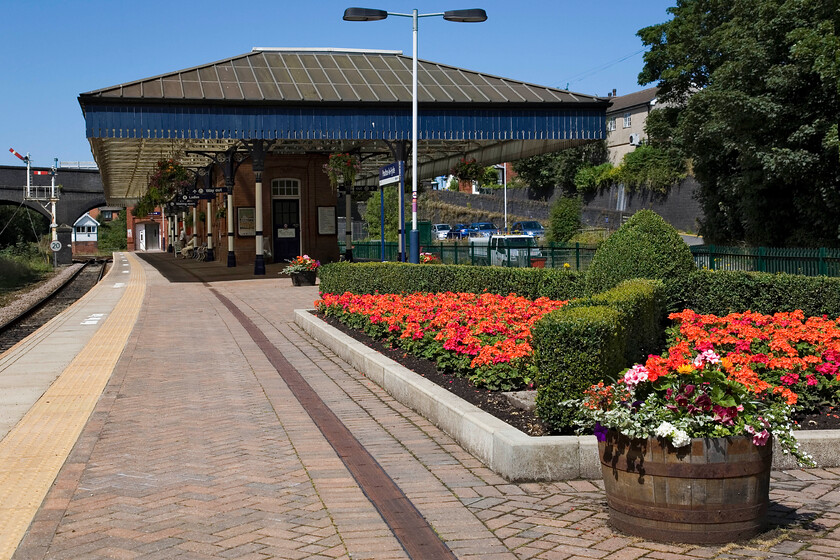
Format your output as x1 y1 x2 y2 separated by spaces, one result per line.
3 251 840 560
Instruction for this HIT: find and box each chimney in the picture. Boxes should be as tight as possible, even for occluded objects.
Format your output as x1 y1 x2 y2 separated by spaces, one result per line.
612 88 617 97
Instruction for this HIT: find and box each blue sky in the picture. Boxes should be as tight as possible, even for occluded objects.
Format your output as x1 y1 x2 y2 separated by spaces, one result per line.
1 0 675 167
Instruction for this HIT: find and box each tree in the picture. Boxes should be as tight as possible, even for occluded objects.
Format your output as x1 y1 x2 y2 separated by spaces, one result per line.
512 141 608 195
638 0 840 246
98 210 127 251
546 196 582 243
0 205 49 249
363 186 409 241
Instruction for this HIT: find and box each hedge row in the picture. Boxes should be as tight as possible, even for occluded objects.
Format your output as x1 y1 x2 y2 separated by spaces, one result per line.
668 269 840 317
531 279 666 433
318 261 586 301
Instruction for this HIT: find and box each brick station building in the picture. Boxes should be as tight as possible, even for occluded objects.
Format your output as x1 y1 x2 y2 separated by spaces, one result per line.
78 48 609 273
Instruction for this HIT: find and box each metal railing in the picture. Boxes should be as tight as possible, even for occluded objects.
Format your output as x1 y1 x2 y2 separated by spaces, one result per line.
338 241 840 277
690 245 840 277
338 240 598 270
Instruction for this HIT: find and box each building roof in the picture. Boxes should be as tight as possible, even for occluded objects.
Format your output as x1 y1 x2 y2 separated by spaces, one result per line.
73 212 100 227
79 49 610 203
606 87 659 115
81 48 604 107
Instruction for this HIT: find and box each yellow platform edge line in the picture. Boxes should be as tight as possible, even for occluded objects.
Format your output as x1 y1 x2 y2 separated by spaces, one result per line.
0 252 146 560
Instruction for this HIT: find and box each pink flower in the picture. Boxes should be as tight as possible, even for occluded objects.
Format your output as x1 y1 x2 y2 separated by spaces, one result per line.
693 349 721 368
780 373 800 386
622 365 649 388
752 429 770 446
805 374 818 386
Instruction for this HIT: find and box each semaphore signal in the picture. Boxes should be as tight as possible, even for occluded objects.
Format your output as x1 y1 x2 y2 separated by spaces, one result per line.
9 147 29 163
8 147 60 242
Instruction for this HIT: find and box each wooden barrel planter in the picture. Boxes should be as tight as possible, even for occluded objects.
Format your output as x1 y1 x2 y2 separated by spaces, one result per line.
290 271 317 286
599 430 772 544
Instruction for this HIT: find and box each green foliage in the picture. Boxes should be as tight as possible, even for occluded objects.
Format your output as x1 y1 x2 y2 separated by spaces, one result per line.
133 159 192 218
318 261 586 301
0 242 51 293
98 210 127 251
546 196 582 243
638 0 840 246
0 205 49 249
512 140 608 195
573 279 666 365
448 176 460 191
533 305 623 432
615 145 686 193
585 209 695 295
532 278 666 432
449 158 484 181
667 269 840 318
363 186 410 241
574 163 616 194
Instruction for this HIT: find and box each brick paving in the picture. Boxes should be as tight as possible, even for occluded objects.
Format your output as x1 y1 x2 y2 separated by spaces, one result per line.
11 254 840 559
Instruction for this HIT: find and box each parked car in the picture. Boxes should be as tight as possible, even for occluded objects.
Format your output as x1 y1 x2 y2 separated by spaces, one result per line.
432 223 452 240
510 220 545 238
469 222 499 237
449 223 472 239
469 234 542 267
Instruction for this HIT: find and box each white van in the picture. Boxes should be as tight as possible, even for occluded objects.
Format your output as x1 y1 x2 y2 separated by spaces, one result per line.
432 223 452 240
469 234 542 267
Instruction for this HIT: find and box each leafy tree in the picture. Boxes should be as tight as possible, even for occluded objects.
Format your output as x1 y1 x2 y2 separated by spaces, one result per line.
546 195 583 243
638 0 840 246
0 205 49 249
512 141 608 195
616 145 686 193
98 210 127 251
363 186 409 241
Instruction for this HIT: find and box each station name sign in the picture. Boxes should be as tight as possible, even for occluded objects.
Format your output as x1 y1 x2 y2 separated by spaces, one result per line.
379 162 401 186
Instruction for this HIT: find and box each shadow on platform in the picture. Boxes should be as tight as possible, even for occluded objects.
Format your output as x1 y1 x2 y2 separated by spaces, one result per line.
135 251 291 283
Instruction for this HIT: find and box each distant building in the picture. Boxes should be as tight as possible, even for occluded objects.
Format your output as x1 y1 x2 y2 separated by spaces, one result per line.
72 212 99 255
605 87 659 164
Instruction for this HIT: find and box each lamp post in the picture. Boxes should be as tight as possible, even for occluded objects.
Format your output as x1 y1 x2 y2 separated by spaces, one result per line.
344 7 487 263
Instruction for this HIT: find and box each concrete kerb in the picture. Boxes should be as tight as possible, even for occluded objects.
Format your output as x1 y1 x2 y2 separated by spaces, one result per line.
294 308 599 480
293 309 840 480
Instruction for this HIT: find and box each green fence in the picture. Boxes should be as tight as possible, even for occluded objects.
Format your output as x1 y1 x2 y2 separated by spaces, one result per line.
690 245 840 277
339 240 598 270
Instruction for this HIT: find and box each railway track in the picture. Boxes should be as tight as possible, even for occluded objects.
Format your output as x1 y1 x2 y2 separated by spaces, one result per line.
0 260 107 354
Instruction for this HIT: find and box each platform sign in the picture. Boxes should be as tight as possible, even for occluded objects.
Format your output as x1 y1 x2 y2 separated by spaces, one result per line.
50 240 61 252
379 162 400 186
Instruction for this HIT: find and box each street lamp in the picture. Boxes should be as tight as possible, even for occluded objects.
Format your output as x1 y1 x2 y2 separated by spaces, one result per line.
344 6 487 263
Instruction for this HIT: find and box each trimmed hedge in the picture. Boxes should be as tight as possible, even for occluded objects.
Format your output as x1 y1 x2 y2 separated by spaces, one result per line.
532 278 666 433
585 209 695 295
318 261 586 301
668 269 840 317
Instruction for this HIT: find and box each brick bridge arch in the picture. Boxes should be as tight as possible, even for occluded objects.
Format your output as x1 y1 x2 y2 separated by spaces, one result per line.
0 166 107 226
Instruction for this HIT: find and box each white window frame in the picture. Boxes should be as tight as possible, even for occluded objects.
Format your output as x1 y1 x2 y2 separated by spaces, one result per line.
623 112 632 128
607 117 616 132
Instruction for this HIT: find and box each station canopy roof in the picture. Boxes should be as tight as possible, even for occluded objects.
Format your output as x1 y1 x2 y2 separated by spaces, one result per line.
79 48 610 205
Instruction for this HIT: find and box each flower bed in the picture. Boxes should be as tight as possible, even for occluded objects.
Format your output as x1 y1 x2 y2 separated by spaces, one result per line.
316 292 568 390
571 308 840 465
651 309 840 413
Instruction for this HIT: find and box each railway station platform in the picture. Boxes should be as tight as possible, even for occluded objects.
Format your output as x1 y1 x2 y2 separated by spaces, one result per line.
1 251 840 560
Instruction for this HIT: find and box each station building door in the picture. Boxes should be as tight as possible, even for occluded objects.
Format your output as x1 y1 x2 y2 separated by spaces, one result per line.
271 179 301 263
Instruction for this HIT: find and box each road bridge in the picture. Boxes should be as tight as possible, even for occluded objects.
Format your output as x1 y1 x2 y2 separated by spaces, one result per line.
0 165 107 226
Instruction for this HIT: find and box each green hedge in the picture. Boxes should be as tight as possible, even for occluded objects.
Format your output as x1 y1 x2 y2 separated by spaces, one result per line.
585 209 695 295
532 279 666 433
668 269 840 317
318 261 586 301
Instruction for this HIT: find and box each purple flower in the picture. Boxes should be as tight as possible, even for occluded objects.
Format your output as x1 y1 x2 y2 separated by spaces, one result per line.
593 422 608 442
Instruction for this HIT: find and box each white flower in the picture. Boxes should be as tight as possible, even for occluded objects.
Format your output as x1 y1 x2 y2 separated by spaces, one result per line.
655 421 675 438
671 429 691 448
